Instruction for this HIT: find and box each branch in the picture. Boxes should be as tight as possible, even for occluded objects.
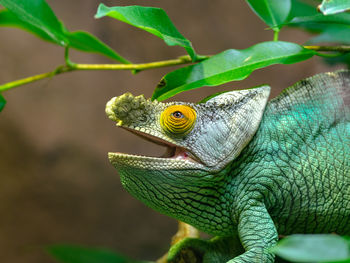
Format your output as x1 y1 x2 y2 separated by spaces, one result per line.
304 45 350 52
0 45 349 92
74 55 201 71
0 55 202 92
0 65 73 92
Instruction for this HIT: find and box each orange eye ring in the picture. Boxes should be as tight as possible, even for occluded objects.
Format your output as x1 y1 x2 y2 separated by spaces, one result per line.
160 105 196 136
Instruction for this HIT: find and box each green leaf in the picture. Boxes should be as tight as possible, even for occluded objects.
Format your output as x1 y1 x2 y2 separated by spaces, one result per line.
0 8 129 63
0 0 68 45
47 244 143 263
288 12 350 33
308 25 350 44
282 2 350 67
289 0 318 19
287 11 350 45
152 41 315 101
246 0 292 29
271 235 350 263
0 9 53 42
64 30 130 64
0 93 6 112
324 53 350 69
319 0 350 15
95 4 197 61
287 4 350 44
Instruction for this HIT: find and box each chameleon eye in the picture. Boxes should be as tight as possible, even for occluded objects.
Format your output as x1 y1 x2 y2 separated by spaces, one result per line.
172 111 184 119
160 105 196 135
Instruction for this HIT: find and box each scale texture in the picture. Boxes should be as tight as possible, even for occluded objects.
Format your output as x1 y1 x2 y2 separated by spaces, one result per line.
106 71 350 263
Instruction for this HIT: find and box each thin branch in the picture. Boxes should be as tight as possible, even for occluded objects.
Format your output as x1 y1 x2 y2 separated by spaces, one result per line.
0 65 72 92
0 45 349 92
304 45 350 52
74 55 199 71
0 55 202 92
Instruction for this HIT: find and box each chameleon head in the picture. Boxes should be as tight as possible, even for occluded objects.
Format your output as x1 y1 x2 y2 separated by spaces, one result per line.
105 86 270 234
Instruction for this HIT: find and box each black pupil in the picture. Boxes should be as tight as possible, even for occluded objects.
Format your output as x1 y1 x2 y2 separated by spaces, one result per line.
172 111 184 118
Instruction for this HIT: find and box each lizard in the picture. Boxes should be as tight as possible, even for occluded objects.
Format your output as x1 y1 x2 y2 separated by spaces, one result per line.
105 70 350 263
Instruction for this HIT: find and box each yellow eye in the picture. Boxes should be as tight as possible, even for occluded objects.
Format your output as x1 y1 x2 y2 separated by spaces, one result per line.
160 105 196 135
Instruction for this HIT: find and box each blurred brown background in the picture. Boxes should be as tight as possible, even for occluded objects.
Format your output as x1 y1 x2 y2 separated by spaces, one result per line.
0 0 344 262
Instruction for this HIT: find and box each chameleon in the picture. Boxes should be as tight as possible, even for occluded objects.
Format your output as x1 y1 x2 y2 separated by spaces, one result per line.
105 70 350 263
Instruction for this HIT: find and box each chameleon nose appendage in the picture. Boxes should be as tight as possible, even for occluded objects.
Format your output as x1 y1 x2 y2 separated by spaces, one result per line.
105 93 159 126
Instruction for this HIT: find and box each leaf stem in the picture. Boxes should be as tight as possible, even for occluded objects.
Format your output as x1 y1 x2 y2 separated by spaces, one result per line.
64 47 76 67
273 30 279 41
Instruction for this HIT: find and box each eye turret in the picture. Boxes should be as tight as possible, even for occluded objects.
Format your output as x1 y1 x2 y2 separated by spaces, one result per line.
160 105 196 136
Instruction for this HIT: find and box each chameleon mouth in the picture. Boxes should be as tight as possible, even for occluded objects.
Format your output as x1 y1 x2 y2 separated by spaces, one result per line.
109 127 200 164
160 146 198 162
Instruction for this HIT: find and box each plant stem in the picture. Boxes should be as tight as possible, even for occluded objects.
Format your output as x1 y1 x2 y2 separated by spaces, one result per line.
64 47 76 68
74 55 198 71
0 65 72 92
0 55 201 92
273 30 279 41
304 45 350 52
0 45 350 92
0 72 53 92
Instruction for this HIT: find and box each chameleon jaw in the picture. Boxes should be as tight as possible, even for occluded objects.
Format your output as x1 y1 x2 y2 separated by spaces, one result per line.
108 127 203 168
108 149 205 172
108 145 199 164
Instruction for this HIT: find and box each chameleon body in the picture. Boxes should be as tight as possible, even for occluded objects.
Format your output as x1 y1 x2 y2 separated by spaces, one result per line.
106 71 350 262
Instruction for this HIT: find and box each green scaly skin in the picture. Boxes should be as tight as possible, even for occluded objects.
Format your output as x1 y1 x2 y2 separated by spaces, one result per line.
106 71 350 263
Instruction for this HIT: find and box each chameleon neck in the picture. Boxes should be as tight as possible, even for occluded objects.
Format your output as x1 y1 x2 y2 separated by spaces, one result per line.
226 90 350 235
120 167 236 236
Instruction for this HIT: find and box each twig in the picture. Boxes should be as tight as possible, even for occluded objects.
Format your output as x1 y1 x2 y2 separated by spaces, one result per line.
0 55 201 92
0 65 72 92
304 45 350 52
1 45 349 92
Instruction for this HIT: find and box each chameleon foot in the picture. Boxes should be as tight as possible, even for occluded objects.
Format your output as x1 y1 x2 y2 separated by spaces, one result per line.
171 221 200 245
156 221 200 263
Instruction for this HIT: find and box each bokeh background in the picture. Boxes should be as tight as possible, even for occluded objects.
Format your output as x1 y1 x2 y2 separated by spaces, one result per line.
0 0 345 262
